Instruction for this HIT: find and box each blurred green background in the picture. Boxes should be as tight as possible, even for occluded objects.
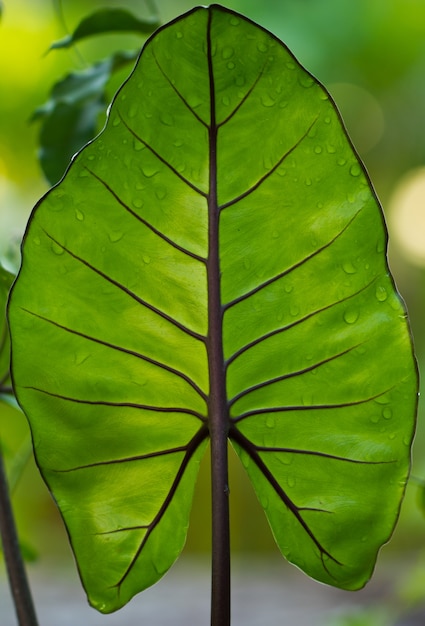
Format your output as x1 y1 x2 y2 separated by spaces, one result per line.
0 0 424 591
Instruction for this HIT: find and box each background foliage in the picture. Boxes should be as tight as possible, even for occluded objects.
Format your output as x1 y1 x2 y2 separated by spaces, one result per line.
0 0 424 619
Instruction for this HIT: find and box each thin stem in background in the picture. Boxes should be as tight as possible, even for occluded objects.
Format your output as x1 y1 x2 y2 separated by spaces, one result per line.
0 446 39 626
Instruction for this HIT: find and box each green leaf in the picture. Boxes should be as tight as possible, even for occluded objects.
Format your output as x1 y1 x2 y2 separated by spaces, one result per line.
0 264 14 400
32 51 138 185
8 4 417 614
49 8 160 50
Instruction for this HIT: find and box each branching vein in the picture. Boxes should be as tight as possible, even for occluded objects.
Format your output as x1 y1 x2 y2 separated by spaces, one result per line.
226 278 377 367
85 167 206 264
118 111 207 198
23 386 207 423
42 231 205 343
223 209 363 311
22 308 207 402
219 116 318 211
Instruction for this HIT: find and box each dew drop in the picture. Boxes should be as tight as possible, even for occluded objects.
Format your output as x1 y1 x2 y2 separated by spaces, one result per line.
337 157 347 166
280 454 293 466
350 163 362 177
176 31 184 39
235 75 246 87
260 494 269 509
75 209 84 221
230 16 240 26
33 236 41 246
316 201 324 209
51 241 65 256
370 414 379 424
285 61 296 70
128 104 138 119
221 46 234 60
287 477 296 488
132 198 143 209
376 239 385 253
155 188 167 200
342 261 357 274
79 169 89 178
173 139 184 148
344 308 359 324
143 254 151 264
112 117 121 127
305 177 312 186
272 230 279 239
382 408 392 420
375 285 388 302
261 94 276 107
222 95 230 106
133 140 144 152
290 304 300 317
109 231 124 243
279 100 288 109
266 415 275 429
160 113 174 126
284 284 293 293
324 115 331 124
142 164 159 178
299 74 314 88
388 433 396 440
227 61 235 70
326 144 336 154
241 452 250 469
257 42 268 53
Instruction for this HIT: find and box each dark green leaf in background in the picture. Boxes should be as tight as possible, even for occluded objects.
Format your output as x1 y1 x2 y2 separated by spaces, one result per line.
49 8 161 50
32 51 138 185
8 4 418 614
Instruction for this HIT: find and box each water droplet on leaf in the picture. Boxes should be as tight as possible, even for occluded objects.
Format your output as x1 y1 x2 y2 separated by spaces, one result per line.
376 285 388 302
51 241 64 255
344 308 359 324
266 416 275 429
75 209 84 221
221 46 234 60
350 163 362 177
342 261 357 274
261 94 276 107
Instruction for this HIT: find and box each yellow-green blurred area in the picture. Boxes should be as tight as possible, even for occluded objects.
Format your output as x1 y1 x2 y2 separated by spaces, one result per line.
0 0 424 575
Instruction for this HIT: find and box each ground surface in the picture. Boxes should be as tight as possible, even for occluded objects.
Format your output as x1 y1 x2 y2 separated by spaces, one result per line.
0 555 420 625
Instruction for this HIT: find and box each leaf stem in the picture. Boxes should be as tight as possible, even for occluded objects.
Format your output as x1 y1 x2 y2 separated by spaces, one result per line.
206 9 231 626
0 446 39 626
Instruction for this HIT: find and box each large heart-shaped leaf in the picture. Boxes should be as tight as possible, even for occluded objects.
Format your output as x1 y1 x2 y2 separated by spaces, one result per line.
8 4 417 614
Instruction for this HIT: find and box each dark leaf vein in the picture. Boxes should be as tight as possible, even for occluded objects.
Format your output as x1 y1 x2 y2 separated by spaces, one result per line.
42 231 205 343
23 386 207 423
21 308 207 401
233 387 395 424
85 167 206 263
118 110 207 198
226 278 377 367
112 427 208 589
223 209 363 311
228 344 361 407
219 116 318 211
230 427 342 571
217 61 268 128
253 445 395 465
152 48 208 128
